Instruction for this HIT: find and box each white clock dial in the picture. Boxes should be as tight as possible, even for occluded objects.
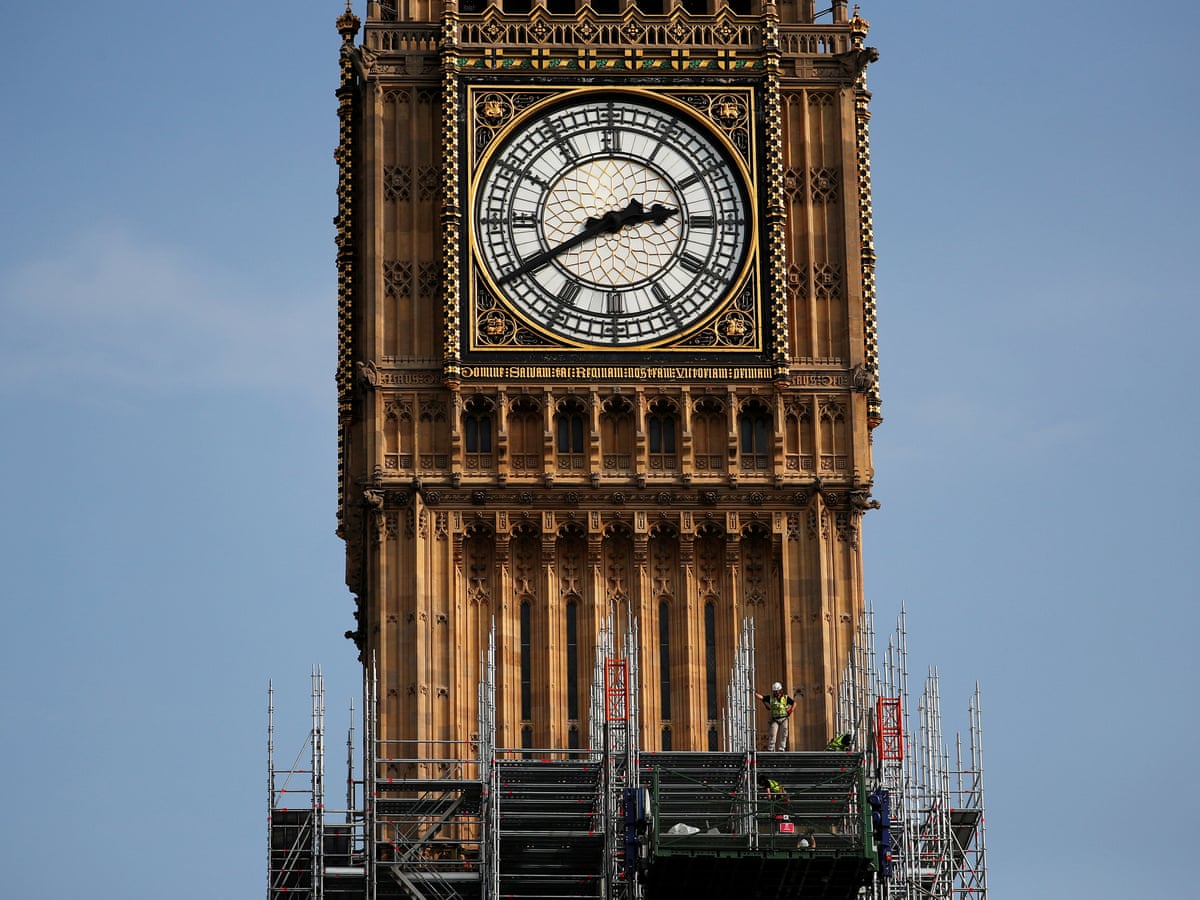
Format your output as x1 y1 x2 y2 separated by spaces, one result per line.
473 95 751 347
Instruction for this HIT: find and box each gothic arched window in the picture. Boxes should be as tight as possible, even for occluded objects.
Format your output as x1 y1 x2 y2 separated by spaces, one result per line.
784 401 814 473
704 601 718 723
566 599 580 722
658 601 672 721
463 396 495 471
508 396 543 474
557 521 587 733
419 399 449 471
819 399 849 473
647 398 678 472
555 397 587 472
601 395 634 472
520 600 532 722
384 400 413 473
738 398 772 472
693 396 727 474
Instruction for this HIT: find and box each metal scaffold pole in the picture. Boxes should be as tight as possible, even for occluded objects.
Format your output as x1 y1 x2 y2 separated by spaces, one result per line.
838 608 989 900
312 667 326 900
267 681 274 900
723 617 757 753
918 669 950 897
365 657 377 900
480 623 497 900
624 608 640 770
346 699 356 814
268 667 344 900
952 684 988 898
589 616 611 756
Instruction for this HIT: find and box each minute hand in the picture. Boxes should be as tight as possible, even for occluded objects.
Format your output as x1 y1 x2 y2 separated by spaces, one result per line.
498 199 677 285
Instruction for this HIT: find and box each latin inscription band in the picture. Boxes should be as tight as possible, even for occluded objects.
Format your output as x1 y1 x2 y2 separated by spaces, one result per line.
377 368 849 385
460 365 777 380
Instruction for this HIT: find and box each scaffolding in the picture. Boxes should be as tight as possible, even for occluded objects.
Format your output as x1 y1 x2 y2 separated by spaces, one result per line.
592 611 641 899
268 668 367 899
269 611 983 900
836 607 989 900
722 618 757 754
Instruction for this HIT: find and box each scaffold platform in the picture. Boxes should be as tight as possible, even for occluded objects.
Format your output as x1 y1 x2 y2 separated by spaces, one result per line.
640 751 874 900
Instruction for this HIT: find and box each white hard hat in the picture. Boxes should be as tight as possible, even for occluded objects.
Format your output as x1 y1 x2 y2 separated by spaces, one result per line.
771 682 783 692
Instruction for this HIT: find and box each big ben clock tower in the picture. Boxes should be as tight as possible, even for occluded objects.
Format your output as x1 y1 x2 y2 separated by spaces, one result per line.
334 0 880 758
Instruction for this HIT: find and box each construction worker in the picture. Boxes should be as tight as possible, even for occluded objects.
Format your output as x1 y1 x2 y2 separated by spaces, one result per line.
758 774 788 803
754 682 796 751
757 774 794 837
826 732 853 751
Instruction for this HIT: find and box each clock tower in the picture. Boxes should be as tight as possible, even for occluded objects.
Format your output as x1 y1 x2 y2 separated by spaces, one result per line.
335 0 880 756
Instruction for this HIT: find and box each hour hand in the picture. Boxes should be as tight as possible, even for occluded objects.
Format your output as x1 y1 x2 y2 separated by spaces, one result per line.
584 199 678 232
498 200 678 285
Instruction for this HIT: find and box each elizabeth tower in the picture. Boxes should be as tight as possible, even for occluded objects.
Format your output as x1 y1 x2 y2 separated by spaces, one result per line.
334 0 879 755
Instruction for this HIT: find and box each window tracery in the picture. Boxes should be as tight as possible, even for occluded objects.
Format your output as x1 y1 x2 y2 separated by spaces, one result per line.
819 399 848 473
419 398 448 470
692 396 726 474
464 522 495 606
784 399 813 473
384 399 414 472
602 522 634 608
508 396 543 474
740 521 771 607
647 397 679 473
555 397 587 472
463 395 495 471
738 397 772 472
696 522 726 601
601 395 635 472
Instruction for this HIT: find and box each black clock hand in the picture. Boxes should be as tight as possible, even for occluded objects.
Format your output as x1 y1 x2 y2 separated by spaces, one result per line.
498 199 678 285
498 217 611 285
583 198 679 232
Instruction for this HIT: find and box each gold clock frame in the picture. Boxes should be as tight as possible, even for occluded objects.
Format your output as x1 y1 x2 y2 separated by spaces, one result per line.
461 84 764 356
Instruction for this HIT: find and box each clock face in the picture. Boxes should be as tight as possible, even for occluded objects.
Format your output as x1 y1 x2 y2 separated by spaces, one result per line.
472 95 751 347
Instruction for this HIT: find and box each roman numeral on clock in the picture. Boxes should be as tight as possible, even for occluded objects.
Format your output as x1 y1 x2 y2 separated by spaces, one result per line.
500 160 548 188
653 283 683 328
648 121 682 161
560 282 581 307
680 252 706 274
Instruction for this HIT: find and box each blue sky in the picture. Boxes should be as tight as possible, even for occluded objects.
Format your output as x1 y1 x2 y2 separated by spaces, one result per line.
1 2 1196 897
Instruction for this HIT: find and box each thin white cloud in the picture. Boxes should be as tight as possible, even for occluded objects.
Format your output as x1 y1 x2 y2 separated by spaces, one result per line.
0 223 331 400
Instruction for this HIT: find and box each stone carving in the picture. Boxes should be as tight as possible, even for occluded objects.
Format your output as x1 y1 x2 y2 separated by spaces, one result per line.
357 360 380 388
383 165 411 202
384 260 412 298
364 489 385 543
851 363 877 392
